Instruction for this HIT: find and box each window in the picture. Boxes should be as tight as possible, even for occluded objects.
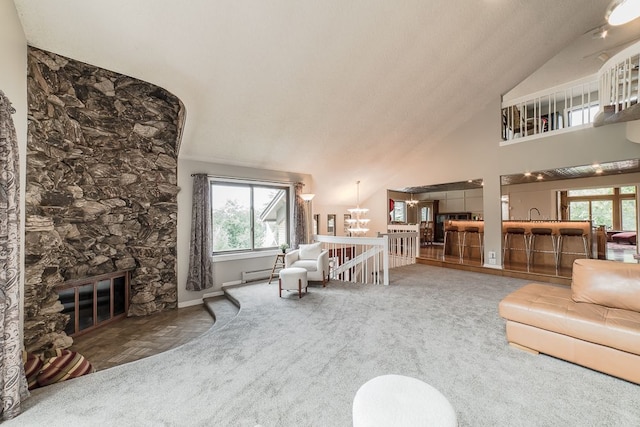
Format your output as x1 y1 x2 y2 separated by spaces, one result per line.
568 201 590 221
392 201 406 222
567 104 599 126
563 185 636 231
211 180 290 253
420 207 430 222
568 188 613 196
622 199 637 231
621 186 636 195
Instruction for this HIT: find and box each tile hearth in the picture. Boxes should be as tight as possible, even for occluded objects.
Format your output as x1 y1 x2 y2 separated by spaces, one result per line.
70 305 214 371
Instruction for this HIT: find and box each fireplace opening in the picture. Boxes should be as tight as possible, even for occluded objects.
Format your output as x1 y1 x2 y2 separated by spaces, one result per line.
57 270 131 337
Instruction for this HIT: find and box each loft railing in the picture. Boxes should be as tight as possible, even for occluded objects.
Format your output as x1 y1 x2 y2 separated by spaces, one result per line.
501 39 640 143
501 76 599 143
599 42 640 115
315 235 390 285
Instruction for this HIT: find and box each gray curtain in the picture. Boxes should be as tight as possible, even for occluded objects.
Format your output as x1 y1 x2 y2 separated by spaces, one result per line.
0 90 28 420
292 182 305 249
186 174 214 291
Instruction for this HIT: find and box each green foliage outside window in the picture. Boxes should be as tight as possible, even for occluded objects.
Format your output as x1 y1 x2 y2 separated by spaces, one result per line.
211 183 288 253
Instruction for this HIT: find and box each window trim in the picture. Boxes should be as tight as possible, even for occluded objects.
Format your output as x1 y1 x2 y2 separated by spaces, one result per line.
209 177 293 256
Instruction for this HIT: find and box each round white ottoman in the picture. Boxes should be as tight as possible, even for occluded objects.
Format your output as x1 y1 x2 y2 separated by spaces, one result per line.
353 374 457 427
278 267 308 298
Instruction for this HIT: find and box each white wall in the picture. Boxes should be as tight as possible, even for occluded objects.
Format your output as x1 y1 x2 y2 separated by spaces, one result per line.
1 1 27 335
176 158 311 306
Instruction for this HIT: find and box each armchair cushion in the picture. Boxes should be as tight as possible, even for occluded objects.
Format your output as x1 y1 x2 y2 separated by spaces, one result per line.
292 259 318 272
298 242 322 260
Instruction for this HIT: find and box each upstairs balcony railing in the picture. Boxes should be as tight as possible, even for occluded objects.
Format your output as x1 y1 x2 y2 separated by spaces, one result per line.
599 42 639 116
502 39 640 144
501 76 599 143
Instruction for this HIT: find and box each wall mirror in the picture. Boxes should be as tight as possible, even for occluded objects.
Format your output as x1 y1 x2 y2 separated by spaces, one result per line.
501 159 640 278
387 180 484 264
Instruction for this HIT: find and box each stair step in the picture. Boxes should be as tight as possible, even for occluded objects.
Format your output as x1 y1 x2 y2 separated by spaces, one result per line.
203 295 240 331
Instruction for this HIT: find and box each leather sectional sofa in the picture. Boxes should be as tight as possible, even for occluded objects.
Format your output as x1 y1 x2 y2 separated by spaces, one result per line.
499 258 640 384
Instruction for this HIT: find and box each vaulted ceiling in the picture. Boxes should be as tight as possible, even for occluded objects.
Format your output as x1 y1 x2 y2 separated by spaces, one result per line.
13 1 633 204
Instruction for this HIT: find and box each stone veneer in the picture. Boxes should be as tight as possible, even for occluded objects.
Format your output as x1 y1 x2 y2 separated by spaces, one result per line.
24 47 185 353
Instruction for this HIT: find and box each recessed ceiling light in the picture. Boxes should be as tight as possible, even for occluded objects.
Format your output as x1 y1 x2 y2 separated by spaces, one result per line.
595 169 604 174
524 172 532 177
592 163 601 168
537 174 544 180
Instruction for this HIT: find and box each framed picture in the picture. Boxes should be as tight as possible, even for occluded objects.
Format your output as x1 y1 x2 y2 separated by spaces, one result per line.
344 214 351 236
313 214 319 235
327 214 336 236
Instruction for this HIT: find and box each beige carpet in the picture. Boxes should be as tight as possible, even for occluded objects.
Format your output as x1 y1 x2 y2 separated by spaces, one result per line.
8 264 640 426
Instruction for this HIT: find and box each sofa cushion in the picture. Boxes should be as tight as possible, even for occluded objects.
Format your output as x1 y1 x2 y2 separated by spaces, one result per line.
572 259 640 312
499 283 640 356
611 232 637 245
291 260 318 272
298 242 322 260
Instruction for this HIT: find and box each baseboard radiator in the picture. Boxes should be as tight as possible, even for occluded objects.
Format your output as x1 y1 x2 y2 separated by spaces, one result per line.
241 268 272 283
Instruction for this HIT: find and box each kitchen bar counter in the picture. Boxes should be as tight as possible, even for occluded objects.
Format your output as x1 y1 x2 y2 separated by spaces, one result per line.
501 220 591 236
445 220 592 274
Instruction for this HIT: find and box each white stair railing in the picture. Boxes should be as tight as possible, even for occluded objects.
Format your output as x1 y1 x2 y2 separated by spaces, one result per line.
314 235 390 285
381 225 419 268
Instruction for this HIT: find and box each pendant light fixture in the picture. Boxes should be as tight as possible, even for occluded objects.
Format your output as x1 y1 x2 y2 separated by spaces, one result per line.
606 0 640 26
346 181 370 236
406 193 419 207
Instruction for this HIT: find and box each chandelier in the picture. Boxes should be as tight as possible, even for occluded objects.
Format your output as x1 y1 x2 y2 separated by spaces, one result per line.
346 181 370 236
406 193 419 207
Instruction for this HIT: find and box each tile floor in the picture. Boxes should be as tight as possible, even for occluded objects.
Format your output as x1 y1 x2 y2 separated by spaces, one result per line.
70 304 214 371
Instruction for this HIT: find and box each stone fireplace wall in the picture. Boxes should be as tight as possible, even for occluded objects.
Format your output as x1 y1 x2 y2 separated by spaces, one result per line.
24 47 185 353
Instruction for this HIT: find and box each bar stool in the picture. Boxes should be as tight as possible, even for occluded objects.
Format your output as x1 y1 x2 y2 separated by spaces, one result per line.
442 224 460 261
503 227 530 271
461 226 483 263
529 227 558 274
557 227 590 268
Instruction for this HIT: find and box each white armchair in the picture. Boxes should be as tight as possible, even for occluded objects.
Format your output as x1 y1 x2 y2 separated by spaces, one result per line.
285 242 330 286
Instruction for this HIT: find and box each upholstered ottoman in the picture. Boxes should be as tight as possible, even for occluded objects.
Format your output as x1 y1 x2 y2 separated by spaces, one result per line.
353 374 457 427
278 267 308 298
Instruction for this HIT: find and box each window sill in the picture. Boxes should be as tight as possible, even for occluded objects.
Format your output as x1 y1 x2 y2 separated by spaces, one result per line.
212 250 280 263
